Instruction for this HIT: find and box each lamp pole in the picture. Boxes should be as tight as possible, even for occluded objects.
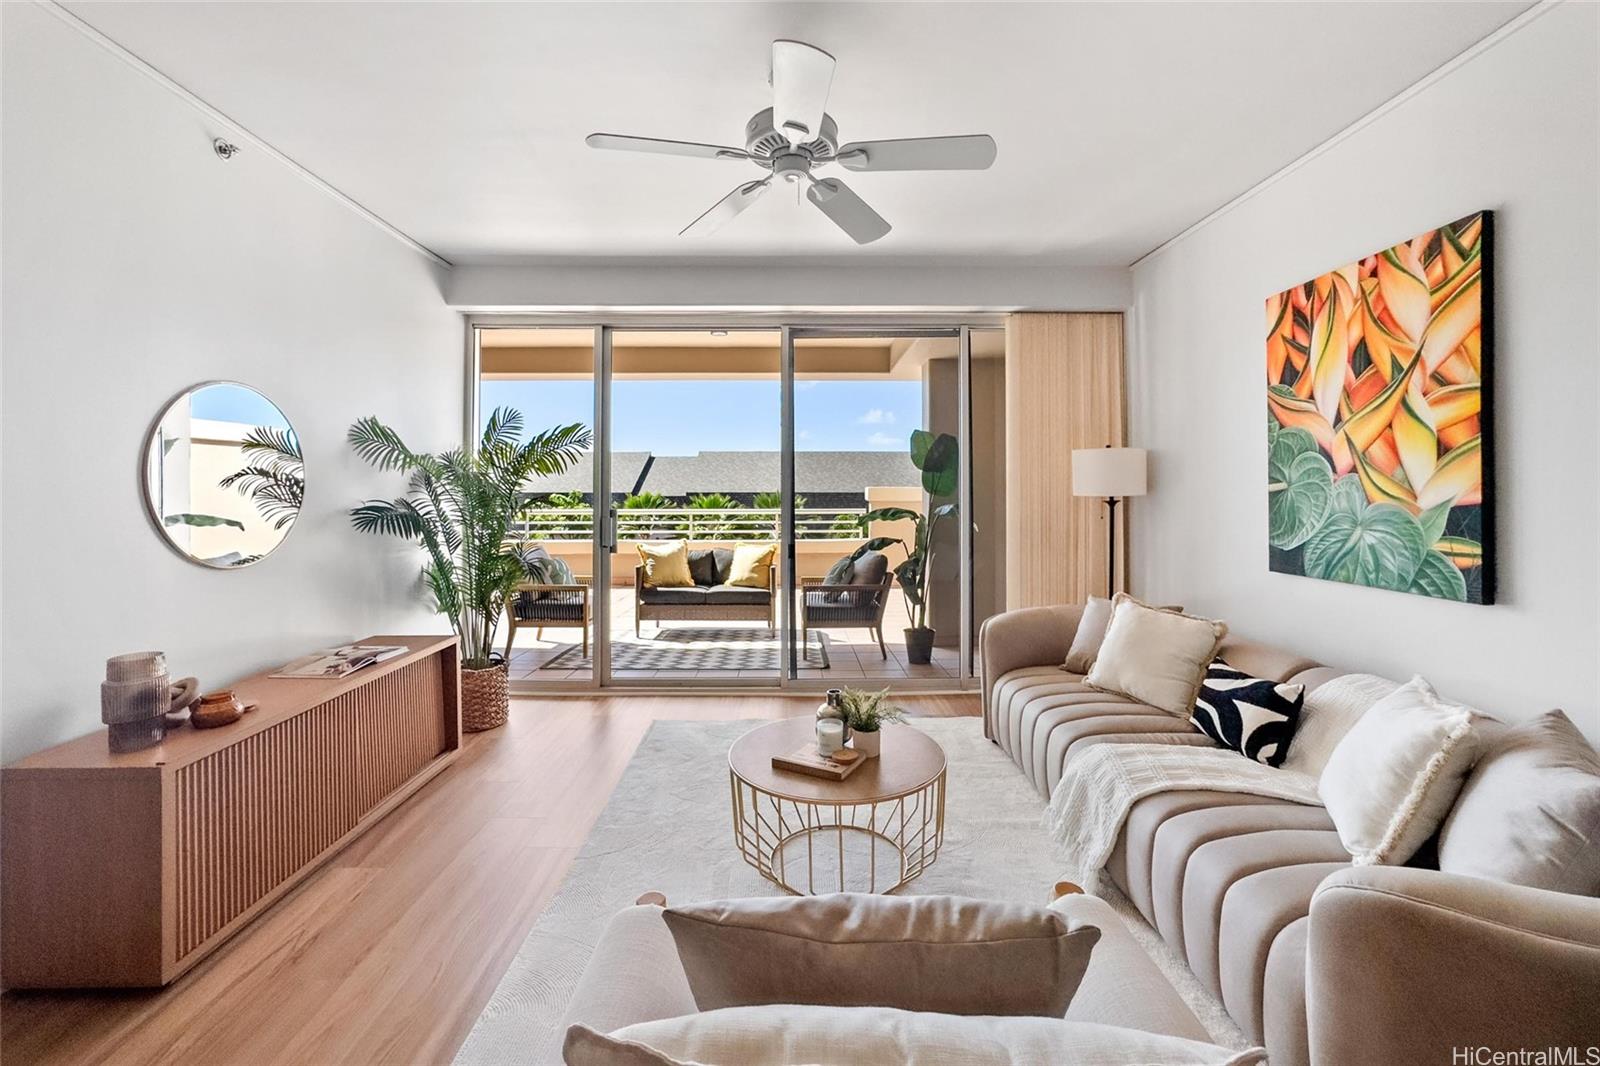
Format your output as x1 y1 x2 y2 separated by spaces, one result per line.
1105 495 1119 597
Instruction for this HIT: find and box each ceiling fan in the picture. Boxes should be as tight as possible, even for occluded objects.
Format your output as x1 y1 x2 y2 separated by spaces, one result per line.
586 40 997 245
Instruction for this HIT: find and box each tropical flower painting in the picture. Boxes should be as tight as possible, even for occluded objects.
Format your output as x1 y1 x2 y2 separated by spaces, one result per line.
1266 212 1492 604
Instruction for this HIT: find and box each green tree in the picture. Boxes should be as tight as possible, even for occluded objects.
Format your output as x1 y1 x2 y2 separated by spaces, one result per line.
348 408 591 668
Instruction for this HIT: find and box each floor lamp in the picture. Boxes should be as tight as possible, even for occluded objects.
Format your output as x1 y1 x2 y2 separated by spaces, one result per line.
1071 447 1148 597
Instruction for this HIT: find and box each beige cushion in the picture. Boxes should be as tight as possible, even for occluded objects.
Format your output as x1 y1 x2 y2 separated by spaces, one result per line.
1062 596 1113 672
1084 594 1227 717
661 893 1099 1017
1437 710 1600 895
1049 892 1212 1042
605 1006 1267 1066
636 540 695 588
1283 672 1401 779
725 542 776 588
1318 676 1486 865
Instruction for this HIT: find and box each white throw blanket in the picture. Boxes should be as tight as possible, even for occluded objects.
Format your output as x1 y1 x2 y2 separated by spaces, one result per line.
1044 743 1323 891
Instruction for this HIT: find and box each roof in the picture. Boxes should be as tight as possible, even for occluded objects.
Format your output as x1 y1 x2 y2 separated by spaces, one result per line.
525 450 920 497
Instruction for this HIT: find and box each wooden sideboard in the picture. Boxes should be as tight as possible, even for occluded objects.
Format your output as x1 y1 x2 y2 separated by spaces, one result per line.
1 635 461 988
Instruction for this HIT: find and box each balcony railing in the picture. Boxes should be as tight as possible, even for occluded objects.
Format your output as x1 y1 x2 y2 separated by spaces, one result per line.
512 507 873 542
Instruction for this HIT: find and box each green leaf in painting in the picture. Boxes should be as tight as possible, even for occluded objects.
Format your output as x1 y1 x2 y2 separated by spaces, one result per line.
1302 502 1427 592
1417 502 1453 550
1327 475 1368 520
1411 549 1469 602
1268 429 1333 550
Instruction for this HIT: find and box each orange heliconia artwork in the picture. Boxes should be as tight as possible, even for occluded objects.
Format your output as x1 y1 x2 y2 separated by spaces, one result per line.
1266 212 1491 603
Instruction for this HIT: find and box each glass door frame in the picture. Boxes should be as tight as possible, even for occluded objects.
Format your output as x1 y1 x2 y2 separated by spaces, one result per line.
782 326 975 686
469 313 1003 694
598 323 786 691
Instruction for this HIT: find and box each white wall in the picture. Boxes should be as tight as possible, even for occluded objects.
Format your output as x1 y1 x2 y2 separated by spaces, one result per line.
446 260 1131 312
1128 3 1599 736
1 4 463 760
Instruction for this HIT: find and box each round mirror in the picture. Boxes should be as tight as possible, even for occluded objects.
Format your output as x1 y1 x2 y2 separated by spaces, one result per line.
143 382 303 568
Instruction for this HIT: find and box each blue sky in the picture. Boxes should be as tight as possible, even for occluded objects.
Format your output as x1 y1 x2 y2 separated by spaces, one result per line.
189 383 291 428
478 379 924 454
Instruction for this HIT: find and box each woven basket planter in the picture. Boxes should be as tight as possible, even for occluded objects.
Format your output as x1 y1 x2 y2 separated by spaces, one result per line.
460 661 510 733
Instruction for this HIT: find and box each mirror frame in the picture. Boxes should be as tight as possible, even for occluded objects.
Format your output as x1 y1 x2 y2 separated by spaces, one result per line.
140 380 303 570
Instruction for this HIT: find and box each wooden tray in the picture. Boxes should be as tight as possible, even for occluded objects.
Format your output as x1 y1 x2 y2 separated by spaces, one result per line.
772 744 864 781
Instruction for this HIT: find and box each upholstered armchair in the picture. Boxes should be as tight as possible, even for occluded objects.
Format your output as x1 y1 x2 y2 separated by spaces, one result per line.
800 570 894 659
505 581 592 657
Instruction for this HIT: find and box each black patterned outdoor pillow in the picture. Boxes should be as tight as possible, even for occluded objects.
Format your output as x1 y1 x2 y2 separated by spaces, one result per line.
1190 660 1305 767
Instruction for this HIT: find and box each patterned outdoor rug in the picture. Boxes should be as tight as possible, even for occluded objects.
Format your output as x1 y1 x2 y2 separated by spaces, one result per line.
542 627 830 671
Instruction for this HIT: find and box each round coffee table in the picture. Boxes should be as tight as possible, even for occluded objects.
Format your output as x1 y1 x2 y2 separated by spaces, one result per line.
728 717 947 895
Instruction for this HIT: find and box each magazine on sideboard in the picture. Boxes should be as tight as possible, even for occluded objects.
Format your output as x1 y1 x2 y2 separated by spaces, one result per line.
270 643 409 680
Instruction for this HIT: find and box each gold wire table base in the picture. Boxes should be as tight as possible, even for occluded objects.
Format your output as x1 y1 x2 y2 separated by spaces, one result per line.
729 768 947 895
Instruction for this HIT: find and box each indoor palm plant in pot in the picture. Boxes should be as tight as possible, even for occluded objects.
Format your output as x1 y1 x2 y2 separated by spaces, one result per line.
855 429 959 665
348 408 590 731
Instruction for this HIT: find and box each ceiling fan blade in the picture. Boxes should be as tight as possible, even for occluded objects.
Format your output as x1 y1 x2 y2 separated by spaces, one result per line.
586 133 748 161
680 179 771 236
771 40 835 143
836 134 997 172
806 177 891 245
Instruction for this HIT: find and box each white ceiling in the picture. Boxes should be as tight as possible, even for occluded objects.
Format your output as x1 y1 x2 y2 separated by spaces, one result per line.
66 1 1531 266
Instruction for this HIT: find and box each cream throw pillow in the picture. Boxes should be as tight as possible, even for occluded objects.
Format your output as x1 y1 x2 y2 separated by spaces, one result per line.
637 540 694 588
1062 596 1113 673
1282 673 1403 779
1083 594 1227 717
1318 676 1485 865
725 543 776 589
583 1008 1265 1066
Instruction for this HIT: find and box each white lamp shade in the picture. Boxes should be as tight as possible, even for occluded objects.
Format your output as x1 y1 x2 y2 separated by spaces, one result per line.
1072 447 1148 498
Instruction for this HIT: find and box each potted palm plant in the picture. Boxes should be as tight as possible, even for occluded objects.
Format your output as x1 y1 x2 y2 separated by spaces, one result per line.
348 408 590 731
855 430 960 665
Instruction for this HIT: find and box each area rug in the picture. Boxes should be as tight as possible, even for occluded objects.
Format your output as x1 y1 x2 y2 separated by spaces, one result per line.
453 717 1246 1065
541 627 830 672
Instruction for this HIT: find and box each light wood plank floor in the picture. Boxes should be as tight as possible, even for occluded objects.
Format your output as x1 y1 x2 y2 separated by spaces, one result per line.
1 693 980 1066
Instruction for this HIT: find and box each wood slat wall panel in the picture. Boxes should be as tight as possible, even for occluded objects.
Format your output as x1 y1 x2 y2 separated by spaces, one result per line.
1004 313 1127 608
173 655 448 962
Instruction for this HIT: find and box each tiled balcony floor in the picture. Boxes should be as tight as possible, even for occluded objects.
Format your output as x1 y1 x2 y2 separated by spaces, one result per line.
507 587 963 683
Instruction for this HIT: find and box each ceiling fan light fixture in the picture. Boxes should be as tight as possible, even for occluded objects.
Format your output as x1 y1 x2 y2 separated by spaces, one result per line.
585 38 996 245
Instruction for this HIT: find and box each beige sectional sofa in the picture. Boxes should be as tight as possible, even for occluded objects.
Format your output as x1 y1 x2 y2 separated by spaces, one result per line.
980 602 1600 1066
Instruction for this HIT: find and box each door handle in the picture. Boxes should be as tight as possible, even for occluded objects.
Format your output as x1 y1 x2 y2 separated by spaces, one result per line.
601 505 618 551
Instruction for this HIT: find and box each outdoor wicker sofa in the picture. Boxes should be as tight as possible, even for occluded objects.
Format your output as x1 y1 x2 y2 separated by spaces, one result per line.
633 547 776 636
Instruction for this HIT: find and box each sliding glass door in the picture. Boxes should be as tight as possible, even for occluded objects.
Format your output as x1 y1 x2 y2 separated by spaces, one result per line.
605 329 782 684
475 318 1000 692
784 328 973 684
478 326 599 685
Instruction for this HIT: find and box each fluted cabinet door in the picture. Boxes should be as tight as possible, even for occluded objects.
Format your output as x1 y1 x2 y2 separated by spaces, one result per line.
2 637 460 988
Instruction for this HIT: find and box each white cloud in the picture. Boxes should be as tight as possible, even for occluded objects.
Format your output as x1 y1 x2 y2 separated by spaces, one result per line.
796 381 820 391
857 408 896 425
797 428 813 441
865 431 900 447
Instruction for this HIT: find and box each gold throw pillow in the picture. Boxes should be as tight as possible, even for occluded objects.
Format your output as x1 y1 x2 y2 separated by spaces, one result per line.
637 540 695 588
726 543 777 588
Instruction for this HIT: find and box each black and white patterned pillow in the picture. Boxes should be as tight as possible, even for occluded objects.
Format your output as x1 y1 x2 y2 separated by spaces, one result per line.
1191 660 1305 767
